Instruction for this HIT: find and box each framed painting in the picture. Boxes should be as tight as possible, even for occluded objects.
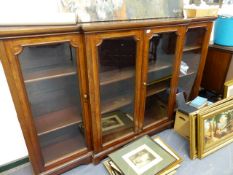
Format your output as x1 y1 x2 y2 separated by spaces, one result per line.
198 99 233 158
189 96 233 159
109 136 181 175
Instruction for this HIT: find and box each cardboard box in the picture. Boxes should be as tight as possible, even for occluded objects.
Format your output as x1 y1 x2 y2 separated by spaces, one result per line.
184 7 219 18
174 111 190 139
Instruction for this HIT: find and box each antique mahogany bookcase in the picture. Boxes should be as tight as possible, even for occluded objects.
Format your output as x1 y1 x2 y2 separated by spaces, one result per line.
0 17 215 174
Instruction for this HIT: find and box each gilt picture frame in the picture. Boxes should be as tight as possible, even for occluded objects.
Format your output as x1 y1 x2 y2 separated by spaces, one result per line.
197 100 233 159
109 136 178 175
224 80 233 98
189 113 198 160
189 97 233 159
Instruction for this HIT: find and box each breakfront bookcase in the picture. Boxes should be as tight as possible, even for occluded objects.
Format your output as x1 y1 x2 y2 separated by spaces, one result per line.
0 17 215 175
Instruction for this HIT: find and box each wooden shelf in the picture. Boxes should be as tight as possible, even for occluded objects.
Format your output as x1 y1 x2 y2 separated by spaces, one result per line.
101 95 132 114
147 85 168 97
148 59 172 73
100 59 172 86
100 67 134 86
183 45 201 52
40 126 86 164
144 96 168 127
147 81 169 97
35 106 82 136
24 63 76 83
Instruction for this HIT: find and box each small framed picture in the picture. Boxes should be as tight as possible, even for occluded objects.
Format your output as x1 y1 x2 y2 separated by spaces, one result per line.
101 111 133 134
102 114 125 132
122 144 163 174
198 100 233 158
109 136 179 175
104 136 182 175
224 80 233 98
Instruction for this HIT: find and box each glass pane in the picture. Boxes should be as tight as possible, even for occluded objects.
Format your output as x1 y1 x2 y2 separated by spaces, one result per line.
144 32 177 127
178 28 206 101
98 37 136 144
19 43 87 164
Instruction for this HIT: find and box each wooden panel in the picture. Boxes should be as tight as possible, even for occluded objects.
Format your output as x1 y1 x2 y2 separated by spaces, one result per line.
201 48 232 94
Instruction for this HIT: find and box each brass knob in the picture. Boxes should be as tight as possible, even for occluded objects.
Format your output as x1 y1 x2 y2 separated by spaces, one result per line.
146 29 151 34
83 94 88 99
143 82 147 86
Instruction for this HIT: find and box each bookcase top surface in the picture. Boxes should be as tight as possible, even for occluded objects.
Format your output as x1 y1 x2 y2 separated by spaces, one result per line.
0 17 216 38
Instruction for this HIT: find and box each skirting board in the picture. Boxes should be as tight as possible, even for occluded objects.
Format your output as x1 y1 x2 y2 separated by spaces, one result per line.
0 157 29 173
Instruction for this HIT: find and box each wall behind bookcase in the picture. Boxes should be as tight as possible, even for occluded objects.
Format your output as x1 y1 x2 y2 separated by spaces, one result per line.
0 0 61 167
0 61 28 166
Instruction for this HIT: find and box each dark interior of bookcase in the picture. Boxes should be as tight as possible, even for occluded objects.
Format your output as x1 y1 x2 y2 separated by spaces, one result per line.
18 43 87 164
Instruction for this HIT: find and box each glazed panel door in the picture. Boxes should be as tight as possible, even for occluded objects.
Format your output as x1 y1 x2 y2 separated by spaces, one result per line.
86 30 143 151
3 34 91 173
178 23 213 101
141 27 185 131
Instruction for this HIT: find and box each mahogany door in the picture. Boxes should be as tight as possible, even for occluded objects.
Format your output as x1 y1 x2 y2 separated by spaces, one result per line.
178 23 213 101
140 26 185 132
85 30 143 155
2 34 92 174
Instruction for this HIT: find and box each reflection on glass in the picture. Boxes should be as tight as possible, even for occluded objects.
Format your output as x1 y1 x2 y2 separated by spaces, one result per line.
144 32 177 127
19 43 87 164
98 37 136 144
178 28 205 101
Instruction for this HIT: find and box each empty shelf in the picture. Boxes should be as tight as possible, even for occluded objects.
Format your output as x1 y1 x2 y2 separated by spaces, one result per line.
35 106 82 136
101 95 133 114
24 63 76 83
40 125 86 164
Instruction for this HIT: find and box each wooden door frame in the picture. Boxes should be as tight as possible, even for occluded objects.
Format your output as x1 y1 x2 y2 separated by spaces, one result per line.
140 25 187 133
84 30 144 154
0 33 92 174
188 22 214 100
